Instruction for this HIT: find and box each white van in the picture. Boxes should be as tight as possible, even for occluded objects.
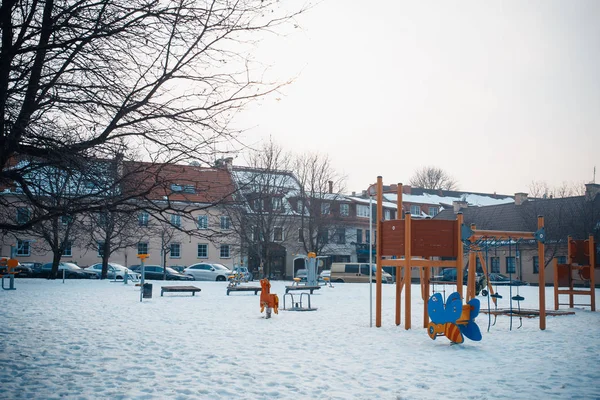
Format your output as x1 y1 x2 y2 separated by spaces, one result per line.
330 263 393 283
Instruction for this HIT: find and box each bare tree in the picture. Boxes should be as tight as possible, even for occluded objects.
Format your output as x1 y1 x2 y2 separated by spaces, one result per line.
87 206 142 279
294 152 346 255
1 0 307 231
225 139 300 279
409 166 458 190
528 180 586 199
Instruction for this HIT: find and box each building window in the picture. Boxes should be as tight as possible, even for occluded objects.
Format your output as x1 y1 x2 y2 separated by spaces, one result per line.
138 212 149 226
17 207 30 224
254 198 263 211
197 215 208 229
557 256 567 264
16 239 31 256
384 209 391 220
335 228 346 244
170 184 183 192
220 216 231 230
366 229 371 244
319 228 329 244
298 228 304 243
410 205 421 216
357 204 369 218
220 245 231 258
197 244 208 258
272 198 282 211
490 257 500 273
138 242 148 255
62 241 72 257
297 199 304 213
170 214 181 227
491 257 500 273
97 241 104 257
321 202 330 215
356 229 363 244
429 207 439 217
273 227 283 242
170 243 181 258
340 204 349 216
533 256 539 274
61 215 72 225
506 256 516 274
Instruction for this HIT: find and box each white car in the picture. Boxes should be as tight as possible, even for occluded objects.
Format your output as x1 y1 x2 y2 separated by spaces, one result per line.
184 263 233 281
87 263 140 280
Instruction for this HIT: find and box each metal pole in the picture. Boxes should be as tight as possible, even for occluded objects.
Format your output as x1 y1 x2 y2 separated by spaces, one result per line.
140 258 145 303
369 195 373 328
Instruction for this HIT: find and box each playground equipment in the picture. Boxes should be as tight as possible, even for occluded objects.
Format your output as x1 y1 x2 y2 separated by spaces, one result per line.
554 235 596 311
227 266 261 295
285 252 324 294
374 176 549 331
282 292 317 312
260 278 279 319
1 257 18 290
427 292 482 344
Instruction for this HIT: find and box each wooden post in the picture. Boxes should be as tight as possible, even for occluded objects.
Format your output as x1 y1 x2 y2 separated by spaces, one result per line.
376 177 383 328
396 183 403 326
590 235 596 312
405 212 412 330
567 236 574 307
538 216 546 330
456 213 464 299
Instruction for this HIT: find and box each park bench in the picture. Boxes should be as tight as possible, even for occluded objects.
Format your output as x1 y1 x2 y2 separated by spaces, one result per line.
226 286 262 295
160 285 201 296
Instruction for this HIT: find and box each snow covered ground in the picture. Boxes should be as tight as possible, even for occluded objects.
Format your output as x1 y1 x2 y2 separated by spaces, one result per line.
1 279 599 399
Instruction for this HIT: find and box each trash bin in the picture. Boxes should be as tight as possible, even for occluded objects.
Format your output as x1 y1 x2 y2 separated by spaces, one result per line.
143 283 153 299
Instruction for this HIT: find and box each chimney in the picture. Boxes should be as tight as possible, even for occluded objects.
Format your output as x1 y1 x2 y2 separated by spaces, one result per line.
585 183 600 201
215 157 233 171
328 180 333 194
351 191 356 196
453 200 468 213
514 192 528 206
403 185 412 195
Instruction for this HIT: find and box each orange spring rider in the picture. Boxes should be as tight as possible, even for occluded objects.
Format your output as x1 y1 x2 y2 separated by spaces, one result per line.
260 278 279 318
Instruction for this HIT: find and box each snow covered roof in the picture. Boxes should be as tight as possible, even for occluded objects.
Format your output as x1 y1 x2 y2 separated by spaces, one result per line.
383 192 514 207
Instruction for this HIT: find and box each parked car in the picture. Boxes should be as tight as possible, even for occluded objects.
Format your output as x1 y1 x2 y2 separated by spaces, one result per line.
86 263 140 280
436 268 485 295
18 262 43 277
169 265 187 274
39 262 99 279
330 263 393 283
487 273 528 286
184 263 232 281
130 265 193 281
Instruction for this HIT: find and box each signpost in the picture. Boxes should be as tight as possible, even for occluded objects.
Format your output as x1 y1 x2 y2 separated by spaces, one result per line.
138 254 148 302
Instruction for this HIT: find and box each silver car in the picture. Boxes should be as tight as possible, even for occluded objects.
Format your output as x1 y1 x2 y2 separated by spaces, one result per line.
87 263 140 280
184 263 232 281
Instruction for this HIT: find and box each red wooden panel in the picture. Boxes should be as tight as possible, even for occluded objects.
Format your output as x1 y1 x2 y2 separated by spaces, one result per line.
411 220 458 258
569 240 590 265
381 220 405 257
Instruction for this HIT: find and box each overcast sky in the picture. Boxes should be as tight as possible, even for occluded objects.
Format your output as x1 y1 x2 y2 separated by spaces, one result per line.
234 0 599 195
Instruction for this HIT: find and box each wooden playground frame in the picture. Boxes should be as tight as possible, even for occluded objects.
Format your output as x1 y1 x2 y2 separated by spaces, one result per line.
553 235 596 311
374 176 549 331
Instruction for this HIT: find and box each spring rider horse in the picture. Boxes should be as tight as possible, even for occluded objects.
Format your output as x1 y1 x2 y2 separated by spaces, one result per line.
260 278 279 319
